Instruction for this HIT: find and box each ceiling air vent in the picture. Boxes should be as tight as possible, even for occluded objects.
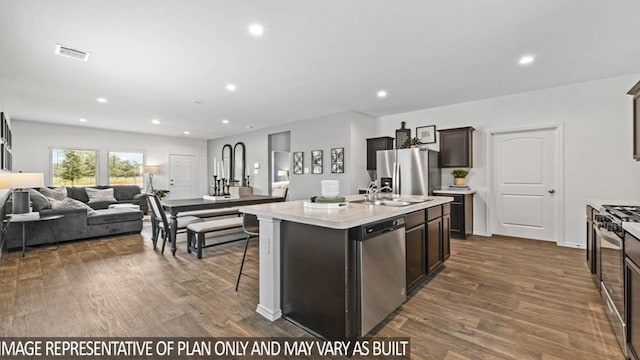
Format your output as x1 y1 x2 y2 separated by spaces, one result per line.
55 44 90 62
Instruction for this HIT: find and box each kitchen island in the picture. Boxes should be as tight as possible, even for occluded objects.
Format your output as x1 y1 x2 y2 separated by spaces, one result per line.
240 194 453 340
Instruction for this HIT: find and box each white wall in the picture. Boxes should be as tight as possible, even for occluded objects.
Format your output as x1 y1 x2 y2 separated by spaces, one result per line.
377 73 640 247
12 120 209 196
208 111 376 200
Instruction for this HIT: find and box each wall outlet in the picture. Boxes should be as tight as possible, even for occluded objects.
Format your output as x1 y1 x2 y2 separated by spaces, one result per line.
254 169 259 174
304 168 309 174
254 163 260 169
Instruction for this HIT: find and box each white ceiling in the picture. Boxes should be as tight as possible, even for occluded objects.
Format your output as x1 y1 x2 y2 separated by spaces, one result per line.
1 0 640 140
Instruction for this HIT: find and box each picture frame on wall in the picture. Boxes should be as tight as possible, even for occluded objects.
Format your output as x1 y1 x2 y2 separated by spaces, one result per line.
311 150 323 174
331 147 344 173
293 151 304 174
416 125 436 144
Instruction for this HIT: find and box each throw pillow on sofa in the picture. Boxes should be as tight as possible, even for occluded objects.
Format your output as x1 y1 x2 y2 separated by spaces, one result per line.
39 187 67 201
85 188 117 204
49 197 97 216
29 189 51 211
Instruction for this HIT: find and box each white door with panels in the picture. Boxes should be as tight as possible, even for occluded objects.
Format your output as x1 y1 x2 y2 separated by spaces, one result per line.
492 127 559 242
169 154 197 199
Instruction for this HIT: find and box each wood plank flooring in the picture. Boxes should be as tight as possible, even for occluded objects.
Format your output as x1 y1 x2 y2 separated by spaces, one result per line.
0 221 623 359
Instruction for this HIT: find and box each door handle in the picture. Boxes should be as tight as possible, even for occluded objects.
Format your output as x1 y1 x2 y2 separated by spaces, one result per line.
548 189 555 194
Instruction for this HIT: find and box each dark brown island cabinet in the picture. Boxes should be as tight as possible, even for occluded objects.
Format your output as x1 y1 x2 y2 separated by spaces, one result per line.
405 204 451 293
365 136 394 171
627 80 640 161
280 202 452 340
437 126 475 168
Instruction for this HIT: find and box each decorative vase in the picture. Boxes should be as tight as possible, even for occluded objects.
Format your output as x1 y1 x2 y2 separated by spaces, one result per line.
454 177 466 186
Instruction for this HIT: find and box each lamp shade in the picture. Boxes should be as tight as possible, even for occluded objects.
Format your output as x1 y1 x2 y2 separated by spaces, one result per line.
143 166 161 174
0 173 44 189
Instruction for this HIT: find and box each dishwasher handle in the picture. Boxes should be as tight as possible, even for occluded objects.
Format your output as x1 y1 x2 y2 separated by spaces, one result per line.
362 217 405 240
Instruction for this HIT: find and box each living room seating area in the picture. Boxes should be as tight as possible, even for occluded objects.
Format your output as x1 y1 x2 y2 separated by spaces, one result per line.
4 185 145 249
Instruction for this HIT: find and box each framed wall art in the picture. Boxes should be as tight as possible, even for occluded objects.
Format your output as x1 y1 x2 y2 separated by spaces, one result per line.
331 147 344 173
416 125 436 144
311 150 323 174
293 151 304 175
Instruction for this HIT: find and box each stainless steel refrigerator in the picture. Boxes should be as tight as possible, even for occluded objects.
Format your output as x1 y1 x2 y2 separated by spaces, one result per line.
376 148 440 195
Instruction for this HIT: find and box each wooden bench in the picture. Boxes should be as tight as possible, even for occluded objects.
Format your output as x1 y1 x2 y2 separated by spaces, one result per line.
186 217 244 259
178 207 240 218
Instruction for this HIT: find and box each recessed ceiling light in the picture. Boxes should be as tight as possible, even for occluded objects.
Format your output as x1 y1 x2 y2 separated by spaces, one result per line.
377 90 388 98
518 55 535 65
193 100 202 105
246 125 253 129
151 119 161 125
183 131 190 135
248 23 265 37
225 84 237 92
79 118 87 123
96 97 108 103
221 119 230 124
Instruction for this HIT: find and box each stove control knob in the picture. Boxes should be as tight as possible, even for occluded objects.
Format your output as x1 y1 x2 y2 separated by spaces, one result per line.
606 223 621 232
595 215 611 223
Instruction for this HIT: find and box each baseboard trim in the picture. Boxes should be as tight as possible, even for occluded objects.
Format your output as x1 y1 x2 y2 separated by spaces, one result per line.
256 304 282 321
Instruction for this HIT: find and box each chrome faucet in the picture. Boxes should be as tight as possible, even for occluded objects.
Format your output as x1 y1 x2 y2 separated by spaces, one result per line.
365 182 392 202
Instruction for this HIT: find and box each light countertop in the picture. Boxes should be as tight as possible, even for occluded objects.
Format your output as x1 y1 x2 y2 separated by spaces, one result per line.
239 194 453 229
624 223 640 239
586 199 640 210
433 188 476 195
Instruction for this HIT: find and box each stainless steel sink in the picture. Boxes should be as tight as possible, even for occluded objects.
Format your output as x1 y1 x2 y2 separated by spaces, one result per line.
351 198 430 207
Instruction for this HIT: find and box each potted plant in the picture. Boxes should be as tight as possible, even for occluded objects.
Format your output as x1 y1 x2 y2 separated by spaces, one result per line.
405 137 423 148
151 189 170 200
452 169 469 186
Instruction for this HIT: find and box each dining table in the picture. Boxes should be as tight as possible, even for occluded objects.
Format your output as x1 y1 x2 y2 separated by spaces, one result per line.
161 195 285 255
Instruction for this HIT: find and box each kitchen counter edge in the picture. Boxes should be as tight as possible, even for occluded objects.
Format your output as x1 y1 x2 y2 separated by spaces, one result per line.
239 195 454 230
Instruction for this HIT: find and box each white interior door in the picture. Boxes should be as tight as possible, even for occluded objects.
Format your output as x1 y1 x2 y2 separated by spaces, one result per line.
492 127 559 241
169 154 197 199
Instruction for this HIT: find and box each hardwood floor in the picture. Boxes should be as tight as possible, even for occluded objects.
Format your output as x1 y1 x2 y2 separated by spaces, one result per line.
0 223 622 359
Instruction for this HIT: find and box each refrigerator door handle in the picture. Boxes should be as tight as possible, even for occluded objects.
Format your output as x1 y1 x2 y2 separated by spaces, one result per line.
393 161 400 195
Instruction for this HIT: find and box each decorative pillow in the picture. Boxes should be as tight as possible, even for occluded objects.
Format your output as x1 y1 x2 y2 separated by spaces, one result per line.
49 197 97 216
39 187 67 201
29 189 51 211
85 188 117 204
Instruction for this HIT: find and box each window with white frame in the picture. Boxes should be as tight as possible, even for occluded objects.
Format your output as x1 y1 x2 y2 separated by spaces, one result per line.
51 148 98 186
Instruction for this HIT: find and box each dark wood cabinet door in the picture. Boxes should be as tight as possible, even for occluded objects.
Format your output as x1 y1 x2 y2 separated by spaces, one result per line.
406 224 426 291
442 214 450 261
426 218 442 273
366 137 394 170
450 201 464 237
438 127 474 168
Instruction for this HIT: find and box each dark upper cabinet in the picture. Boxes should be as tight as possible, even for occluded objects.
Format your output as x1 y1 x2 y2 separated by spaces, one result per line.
366 137 394 171
438 126 475 168
628 80 640 161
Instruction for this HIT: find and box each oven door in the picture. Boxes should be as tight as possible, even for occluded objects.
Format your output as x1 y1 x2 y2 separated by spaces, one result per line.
627 257 640 360
599 226 625 314
598 224 627 357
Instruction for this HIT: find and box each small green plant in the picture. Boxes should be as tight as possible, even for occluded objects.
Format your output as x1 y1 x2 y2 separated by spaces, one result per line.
151 189 170 199
405 137 423 147
452 169 469 178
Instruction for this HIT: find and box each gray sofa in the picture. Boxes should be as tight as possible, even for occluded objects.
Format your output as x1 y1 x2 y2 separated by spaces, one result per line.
4 185 146 250
65 185 148 214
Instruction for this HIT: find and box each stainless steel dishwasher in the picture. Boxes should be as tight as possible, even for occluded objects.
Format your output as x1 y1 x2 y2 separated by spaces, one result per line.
359 217 406 335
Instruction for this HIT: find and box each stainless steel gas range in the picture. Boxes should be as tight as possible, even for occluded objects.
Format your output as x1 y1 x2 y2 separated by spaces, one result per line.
596 205 640 359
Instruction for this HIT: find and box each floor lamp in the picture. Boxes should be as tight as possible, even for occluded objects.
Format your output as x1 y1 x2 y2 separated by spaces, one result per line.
0 173 45 214
143 166 161 193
